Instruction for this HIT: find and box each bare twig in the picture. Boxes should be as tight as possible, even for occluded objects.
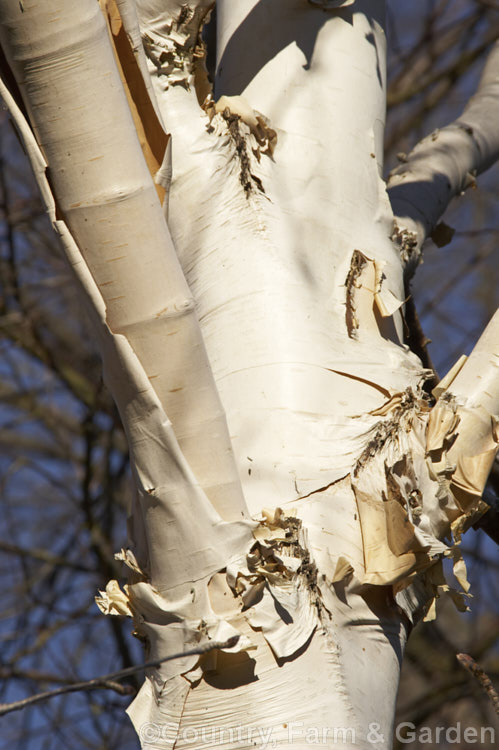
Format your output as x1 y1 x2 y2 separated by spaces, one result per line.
0 635 240 717
402 293 439 390
456 653 499 716
0 540 95 573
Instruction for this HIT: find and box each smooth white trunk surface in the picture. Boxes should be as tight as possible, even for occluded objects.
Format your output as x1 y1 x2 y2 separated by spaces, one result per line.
148 0 420 513
0 0 247 522
1 2 498 749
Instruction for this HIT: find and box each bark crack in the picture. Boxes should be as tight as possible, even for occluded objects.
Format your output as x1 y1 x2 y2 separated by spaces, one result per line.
294 475 348 502
221 108 265 197
345 249 367 338
326 368 392 399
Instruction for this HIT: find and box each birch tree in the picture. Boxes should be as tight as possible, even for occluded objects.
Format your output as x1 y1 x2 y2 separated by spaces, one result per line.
0 1 498 748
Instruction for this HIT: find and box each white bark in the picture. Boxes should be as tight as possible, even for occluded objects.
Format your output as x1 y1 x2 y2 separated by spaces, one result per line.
146 0 418 511
0 0 246 522
388 40 499 268
0 2 498 749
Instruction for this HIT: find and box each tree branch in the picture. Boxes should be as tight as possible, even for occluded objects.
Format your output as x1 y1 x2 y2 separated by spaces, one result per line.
456 653 499 716
427 310 499 532
388 40 499 271
472 486 499 546
0 636 239 717
0 540 95 573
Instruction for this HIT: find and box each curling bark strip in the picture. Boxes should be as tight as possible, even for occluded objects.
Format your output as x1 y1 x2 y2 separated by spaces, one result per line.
1 1 498 748
0 0 247 522
0 28 256 742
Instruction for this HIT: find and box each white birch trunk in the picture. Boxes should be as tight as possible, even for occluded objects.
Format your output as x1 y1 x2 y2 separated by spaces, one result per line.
1 1 498 749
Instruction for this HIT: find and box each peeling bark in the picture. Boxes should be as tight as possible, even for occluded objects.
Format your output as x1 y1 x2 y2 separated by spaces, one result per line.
0 1 498 749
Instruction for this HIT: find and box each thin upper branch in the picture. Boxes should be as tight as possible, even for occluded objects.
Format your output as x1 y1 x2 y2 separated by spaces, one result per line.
0 636 239 717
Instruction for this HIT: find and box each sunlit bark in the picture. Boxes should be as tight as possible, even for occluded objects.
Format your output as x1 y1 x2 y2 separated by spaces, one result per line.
389 41 499 269
0 1 497 749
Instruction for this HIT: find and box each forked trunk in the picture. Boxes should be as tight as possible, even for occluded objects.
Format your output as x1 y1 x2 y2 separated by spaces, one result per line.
0 1 497 748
